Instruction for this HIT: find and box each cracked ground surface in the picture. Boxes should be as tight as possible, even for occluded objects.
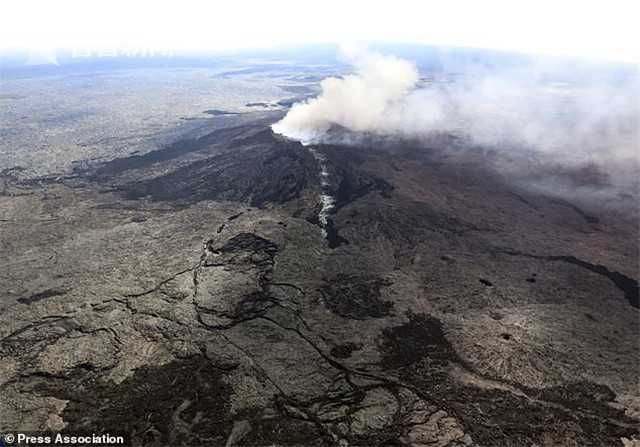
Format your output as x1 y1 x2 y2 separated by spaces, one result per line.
1 114 639 446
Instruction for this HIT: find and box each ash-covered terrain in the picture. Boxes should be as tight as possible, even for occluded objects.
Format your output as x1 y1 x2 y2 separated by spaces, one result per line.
1 50 639 446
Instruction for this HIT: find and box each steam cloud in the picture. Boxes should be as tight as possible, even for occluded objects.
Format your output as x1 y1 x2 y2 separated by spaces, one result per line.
272 50 420 142
272 48 639 206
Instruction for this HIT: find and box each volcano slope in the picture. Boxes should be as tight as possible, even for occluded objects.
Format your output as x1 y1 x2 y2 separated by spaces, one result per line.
1 117 638 446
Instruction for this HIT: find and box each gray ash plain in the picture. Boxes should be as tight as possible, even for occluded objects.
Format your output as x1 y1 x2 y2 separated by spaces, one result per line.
1 62 639 447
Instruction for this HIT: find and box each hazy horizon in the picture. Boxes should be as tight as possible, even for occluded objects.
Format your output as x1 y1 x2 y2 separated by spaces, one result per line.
2 0 639 64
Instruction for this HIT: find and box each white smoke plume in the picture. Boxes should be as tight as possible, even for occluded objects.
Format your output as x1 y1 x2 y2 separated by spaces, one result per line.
272 48 640 205
272 48 420 142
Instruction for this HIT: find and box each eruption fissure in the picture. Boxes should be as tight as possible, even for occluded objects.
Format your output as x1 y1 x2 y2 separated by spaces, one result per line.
308 147 335 238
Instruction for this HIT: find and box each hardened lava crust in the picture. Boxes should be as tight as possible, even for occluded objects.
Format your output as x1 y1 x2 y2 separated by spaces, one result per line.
1 112 638 446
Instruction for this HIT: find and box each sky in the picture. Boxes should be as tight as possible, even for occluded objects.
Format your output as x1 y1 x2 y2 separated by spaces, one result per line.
1 0 639 63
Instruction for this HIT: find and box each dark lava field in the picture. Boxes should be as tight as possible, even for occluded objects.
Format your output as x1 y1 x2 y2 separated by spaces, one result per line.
1 105 639 445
